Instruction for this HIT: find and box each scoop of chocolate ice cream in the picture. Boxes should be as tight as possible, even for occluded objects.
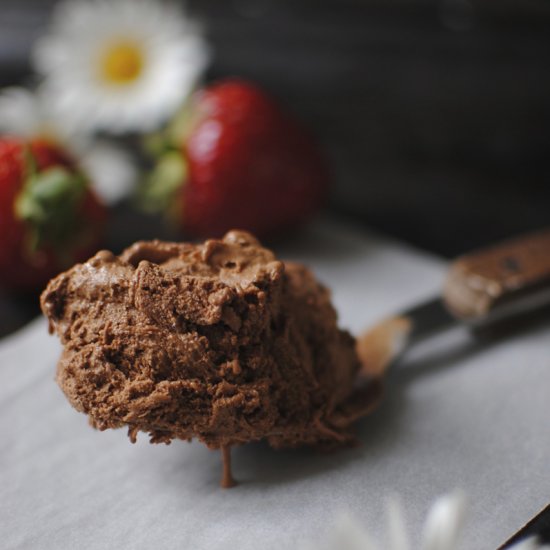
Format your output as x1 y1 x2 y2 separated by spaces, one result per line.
41 231 379 485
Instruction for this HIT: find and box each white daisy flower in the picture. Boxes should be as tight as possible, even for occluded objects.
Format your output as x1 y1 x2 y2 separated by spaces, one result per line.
33 0 209 133
302 491 549 550
0 86 137 204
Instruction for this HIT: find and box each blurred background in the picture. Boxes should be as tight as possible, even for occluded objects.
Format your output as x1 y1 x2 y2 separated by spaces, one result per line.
0 0 549 333
2 0 549 255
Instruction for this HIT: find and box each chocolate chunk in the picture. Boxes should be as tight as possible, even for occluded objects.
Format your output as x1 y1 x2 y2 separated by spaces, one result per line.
41 230 379 486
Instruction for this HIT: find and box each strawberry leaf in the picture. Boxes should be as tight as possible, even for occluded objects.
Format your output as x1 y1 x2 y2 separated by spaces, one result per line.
15 163 87 254
138 151 187 217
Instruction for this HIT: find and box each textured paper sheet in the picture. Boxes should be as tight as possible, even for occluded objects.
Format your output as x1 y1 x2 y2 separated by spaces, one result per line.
1 219 549 549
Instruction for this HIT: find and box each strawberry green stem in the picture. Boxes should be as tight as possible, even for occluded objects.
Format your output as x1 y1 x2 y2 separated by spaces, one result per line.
138 151 187 215
15 151 87 254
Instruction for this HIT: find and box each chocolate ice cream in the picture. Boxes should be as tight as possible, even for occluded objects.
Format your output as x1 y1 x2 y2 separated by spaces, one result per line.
41 230 380 487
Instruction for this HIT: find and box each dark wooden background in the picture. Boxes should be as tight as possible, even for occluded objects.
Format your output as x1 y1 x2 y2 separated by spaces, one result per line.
1 0 550 334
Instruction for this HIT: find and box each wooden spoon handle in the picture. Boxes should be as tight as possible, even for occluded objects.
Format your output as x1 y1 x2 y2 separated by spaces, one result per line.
443 228 550 322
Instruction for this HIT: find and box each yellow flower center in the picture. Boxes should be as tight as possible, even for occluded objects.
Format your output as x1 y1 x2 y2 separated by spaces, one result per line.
100 41 144 85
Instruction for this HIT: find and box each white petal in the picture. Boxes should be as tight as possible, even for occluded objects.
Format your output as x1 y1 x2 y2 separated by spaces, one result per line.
80 140 138 204
421 490 468 550
511 537 550 550
324 514 380 550
386 496 410 550
0 85 89 144
300 514 380 550
0 87 43 137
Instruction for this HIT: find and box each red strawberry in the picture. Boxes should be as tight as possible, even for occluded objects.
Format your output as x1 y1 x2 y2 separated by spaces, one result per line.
0 136 106 291
143 79 328 238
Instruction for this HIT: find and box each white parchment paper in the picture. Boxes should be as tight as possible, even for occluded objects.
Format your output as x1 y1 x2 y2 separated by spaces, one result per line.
1 219 549 549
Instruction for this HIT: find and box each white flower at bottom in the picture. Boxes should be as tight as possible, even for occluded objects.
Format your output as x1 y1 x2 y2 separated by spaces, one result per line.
302 491 549 550
300 514 378 550
420 491 467 550
510 537 550 550
33 0 209 133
